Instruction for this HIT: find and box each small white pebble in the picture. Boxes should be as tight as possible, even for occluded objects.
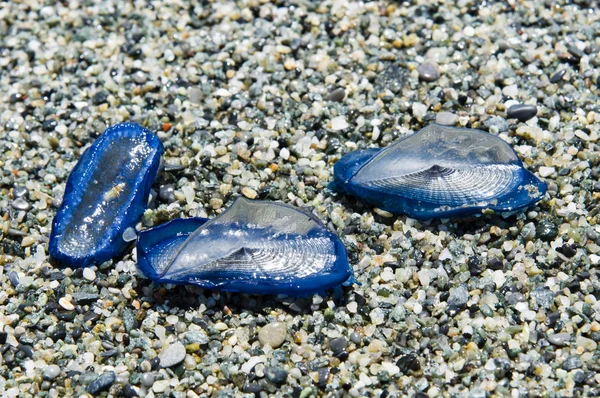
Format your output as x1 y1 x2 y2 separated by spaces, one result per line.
82 268 96 281
372 126 380 141
538 166 555 178
463 26 475 37
59 296 75 311
214 88 232 97
215 322 228 331
331 116 349 131
280 147 290 160
502 84 519 98
347 302 358 313
412 103 427 119
417 269 430 286
438 248 453 261
122 227 137 242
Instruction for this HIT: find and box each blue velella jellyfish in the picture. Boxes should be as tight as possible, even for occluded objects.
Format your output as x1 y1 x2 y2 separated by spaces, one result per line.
136 197 352 295
334 123 546 219
49 123 164 267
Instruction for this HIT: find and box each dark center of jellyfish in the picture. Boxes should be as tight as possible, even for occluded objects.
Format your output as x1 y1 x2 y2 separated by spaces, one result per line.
59 138 151 257
423 164 454 178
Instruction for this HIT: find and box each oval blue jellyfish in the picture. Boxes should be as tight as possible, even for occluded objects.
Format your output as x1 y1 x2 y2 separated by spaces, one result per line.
334 123 546 219
136 198 352 295
49 123 164 267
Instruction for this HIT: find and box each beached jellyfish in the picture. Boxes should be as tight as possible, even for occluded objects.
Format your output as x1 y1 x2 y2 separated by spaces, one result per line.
136 198 352 295
49 123 164 267
333 124 546 219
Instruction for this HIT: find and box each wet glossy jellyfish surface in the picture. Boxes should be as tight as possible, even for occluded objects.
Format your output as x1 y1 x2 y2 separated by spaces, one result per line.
136 198 352 295
49 123 164 267
333 123 546 219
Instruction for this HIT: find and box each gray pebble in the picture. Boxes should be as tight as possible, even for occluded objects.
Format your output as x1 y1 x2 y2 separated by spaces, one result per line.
18 344 34 358
548 333 571 347
507 104 537 122
86 371 116 395
183 331 209 345
8 271 19 288
71 292 100 304
13 186 28 198
122 308 138 332
11 198 30 211
505 292 525 305
435 111 457 126
497 39 511 51
484 116 509 133
327 88 346 102
350 332 361 344
140 360 152 373
448 284 469 308
159 342 186 368
43 364 61 381
417 63 441 82
258 322 287 348
317 367 330 387
188 87 203 104
562 356 582 371
329 337 347 354
133 71 147 84
141 372 155 388
264 366 287 384
530 287 554 309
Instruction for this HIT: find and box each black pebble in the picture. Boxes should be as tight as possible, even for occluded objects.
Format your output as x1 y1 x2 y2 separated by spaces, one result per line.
123 384 139 398
49 272 66 281
150 357 161 371
550 69 566 83
18 344 34 358
507 104 537 122
487 256 504 270
396 353 420 373
327 88 346 102
72 326 83 340
92 91 108 105
51 329 67 342
43 119 58 131
243 383 263 394
56 312 76 321
264 366 287 384
536 220 558 241
9 93 23 103
83 311 100 323
86 371 116 395
159 184 176 203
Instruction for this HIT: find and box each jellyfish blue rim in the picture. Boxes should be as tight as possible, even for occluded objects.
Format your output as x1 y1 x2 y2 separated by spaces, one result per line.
49 122 164 267
136 200 354 295
333 123 547 219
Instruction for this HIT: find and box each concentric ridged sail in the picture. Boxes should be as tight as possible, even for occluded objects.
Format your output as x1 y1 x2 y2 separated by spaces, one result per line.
137 198 352 295
334 124 546 218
